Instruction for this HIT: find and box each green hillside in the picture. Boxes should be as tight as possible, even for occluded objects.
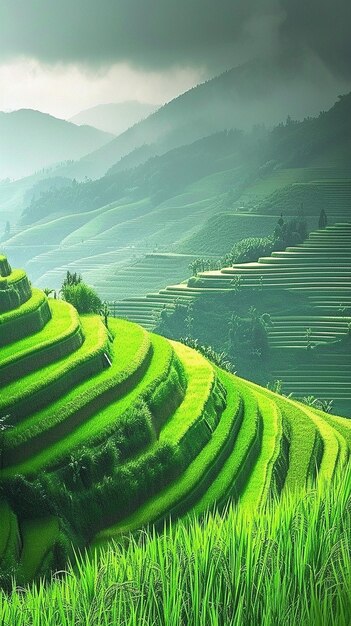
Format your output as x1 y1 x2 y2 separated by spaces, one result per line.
0 255 351 586
2 94 350 298
114 223 351 416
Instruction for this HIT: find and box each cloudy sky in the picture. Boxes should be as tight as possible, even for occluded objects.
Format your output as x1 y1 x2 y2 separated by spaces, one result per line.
0 0 350 119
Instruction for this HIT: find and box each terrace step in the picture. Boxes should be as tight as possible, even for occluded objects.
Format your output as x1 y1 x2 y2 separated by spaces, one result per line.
0 269 32 314
93 370 246 544
193 383 268 514
239 389 282 507
0 289 51 347
0 301 84 386
0 315 110 423
1 320 153 472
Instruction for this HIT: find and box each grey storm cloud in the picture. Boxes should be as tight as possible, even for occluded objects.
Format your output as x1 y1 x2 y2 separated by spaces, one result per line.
0 0 350 77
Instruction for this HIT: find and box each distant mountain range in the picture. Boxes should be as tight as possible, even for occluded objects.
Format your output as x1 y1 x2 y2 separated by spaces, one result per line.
60 57 344 181
0 109 114 180
2 92 350 298
69 101 159 136
19 92 351 227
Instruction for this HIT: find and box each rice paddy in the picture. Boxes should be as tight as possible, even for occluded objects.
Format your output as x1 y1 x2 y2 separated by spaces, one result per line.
114 222 351 413
0 254 350 589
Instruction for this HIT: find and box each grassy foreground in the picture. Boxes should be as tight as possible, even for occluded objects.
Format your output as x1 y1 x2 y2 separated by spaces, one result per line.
1 464 350 626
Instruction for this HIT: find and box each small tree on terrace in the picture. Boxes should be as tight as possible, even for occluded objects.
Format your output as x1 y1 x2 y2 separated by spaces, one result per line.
62 282 102 314
318 209 328 229
62 271 82 288
100 302 110 329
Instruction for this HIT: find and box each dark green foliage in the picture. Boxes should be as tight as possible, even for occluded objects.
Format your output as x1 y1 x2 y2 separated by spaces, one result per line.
223 212 309 266
61 282 102 314
50 442 181 538
227 236 273 265
0 476 52 520
318 208 328 229
0 274 32 314
0 285 21 313
52 401 155 489
228 308 272 360
62 271 82 288
51 535 69 573
100 301 110 328
188 258 220 276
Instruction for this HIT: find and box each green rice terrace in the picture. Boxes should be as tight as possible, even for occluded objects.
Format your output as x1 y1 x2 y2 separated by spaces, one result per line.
114 222 351 415
0 253 351 586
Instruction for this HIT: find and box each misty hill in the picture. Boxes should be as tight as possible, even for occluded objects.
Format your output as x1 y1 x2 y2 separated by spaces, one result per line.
2 93 350 296
19 93 351 227
0 109 114 180
64 57 345 180
70 101 159 136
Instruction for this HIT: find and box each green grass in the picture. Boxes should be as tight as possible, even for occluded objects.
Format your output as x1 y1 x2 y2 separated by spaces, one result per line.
1 331 172 475
192 380 261 514
1 259 351 591
1 464 351 626
178 212 277 255
1 319 150 467
161 341 215 444
0 300 82 384
61 198 152 247
0 288 51 346
94 370 242 542
19 517 60 582
0 315 109 420
240 389 282 507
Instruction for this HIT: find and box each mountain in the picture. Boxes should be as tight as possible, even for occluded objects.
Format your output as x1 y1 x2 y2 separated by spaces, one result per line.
0 109 114 180
2 93 350 305
18 93 351 227
70 101 159 136
64 56 346 180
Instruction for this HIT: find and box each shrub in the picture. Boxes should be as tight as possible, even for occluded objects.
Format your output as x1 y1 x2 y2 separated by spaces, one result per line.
61 282 102 314
0 476 52 519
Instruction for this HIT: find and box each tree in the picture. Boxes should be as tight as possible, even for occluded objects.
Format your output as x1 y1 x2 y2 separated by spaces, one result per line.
318 209 328 229
184 303 194 338
61 282 101 314
43 287 55 298
62 271 82 288
305 327 312 350
100 302 110 329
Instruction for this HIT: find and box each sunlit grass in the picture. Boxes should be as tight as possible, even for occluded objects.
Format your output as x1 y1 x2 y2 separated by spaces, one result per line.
1 463 350 626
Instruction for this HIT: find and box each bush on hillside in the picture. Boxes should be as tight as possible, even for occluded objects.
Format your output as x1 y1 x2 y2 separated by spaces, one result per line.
0 476 53 519
227 236 273 265
223 212 309 267
61 282 102 314
62 270 82 288
229 308 272 360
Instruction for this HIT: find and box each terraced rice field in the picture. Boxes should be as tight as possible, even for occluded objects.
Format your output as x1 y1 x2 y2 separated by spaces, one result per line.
92 253 198 302
114 223 351 413
0 255 351 584
233 168 351 221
